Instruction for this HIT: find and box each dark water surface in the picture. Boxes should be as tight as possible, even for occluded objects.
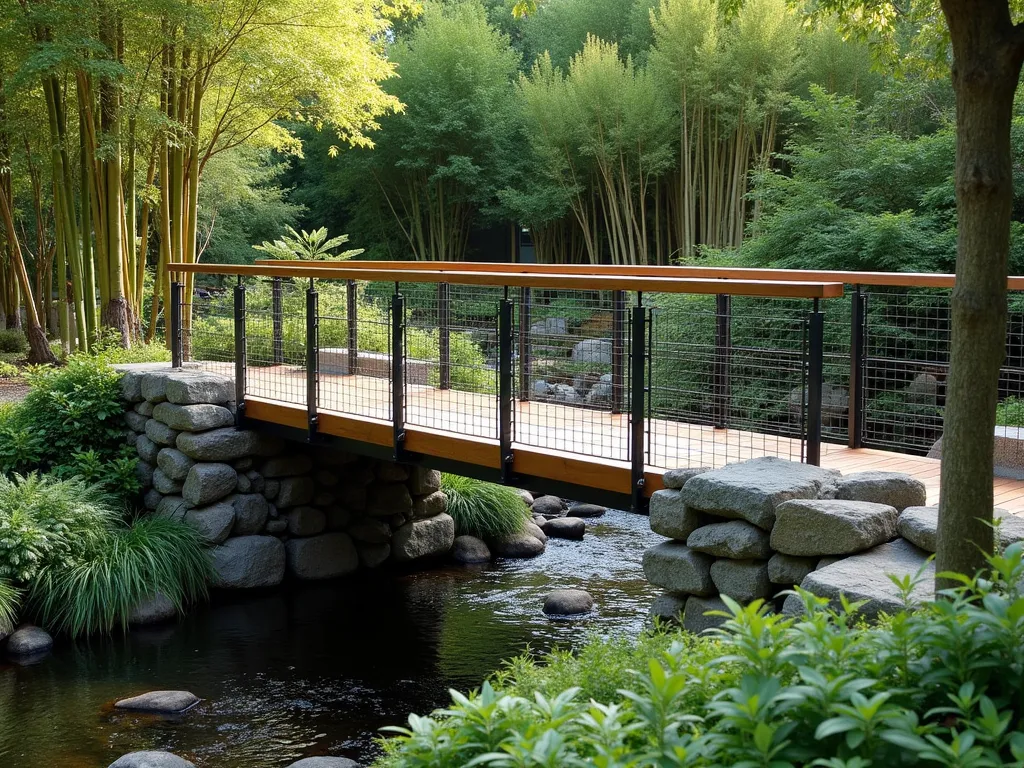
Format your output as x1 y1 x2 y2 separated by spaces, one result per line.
0 510 662 767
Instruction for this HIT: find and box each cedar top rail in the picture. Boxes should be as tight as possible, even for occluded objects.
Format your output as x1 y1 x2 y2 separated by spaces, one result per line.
253 259 1024 291
172 262 844 299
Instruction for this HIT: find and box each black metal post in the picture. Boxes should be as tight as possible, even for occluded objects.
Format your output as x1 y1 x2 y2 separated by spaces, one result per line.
612 290 626 414
346 280 358 375
306 279 319 441
806 298 824 466
630 296 648 512
233 279 246 426
438 282 451 390
848 286 868 448
518 286 532 401
392 288 406 460
714 294 732 429
272 277 284 364
498 296 515 483
170 280 183 368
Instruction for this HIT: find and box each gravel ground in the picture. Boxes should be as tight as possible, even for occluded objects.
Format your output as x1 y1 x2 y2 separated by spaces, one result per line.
0 379 29 403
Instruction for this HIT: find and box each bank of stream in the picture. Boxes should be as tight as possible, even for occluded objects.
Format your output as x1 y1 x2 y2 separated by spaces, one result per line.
0 508 662 767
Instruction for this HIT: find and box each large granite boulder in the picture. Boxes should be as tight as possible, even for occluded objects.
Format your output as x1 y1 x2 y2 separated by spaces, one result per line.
897 505 1024 553
128 593 178 625
109 752 196 768
153 402 234 432
784 539 934 620
261 455 314 478
391 513 455 562
211 536 285 588
164 371 233 405
412 490 446 519
571 339 612 365
771 499 899 557
452 535 491 563
490 532 545 558
662 467 709 490
6 626 53 656
767 553 818 586
136 434 160 464
642 542 714 596
277 476 316 509
230 494 270 535
284 506 327 537
183 502 235 545
176 428 261 461
710 559 772 603
182 463 237 507
408 467 442 496
687 520 771 559
683 595 730 635
545 517 585 540
286 533 359 580
649 489 704 540
835 471 927 512
145 419 180 447
649 593 687 623
680 457 840 530
157 448 195 481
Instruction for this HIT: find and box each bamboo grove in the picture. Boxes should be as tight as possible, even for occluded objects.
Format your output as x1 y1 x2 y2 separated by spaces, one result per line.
0 0 404 360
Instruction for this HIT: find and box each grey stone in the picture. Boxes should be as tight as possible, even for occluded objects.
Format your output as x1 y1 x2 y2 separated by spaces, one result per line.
789 383 849 427
236 473 252 493
316 469 339 486
211 536 286 588
409 467 442 496
680 457 841 530
136 434 160 464
835 471 927 512
6 626 53 656
231 494 270 535
550 383 580 403
153 402 234 432
392 513 455 562
283 758 360 768
543 589 594 616
412 490 446 519
649 593 687 624
152 468 182 495
141 372 171 403
533 379 553 397
525 521 547 543
326 506 351 531
710 559 772 603
245 469 265 494
176 428 260 461
662 467 709 490
348 518 391 544
784 539 934 620
545 517 585 540
388 513 406 529
768 553 818 585
586 376 613 404
264 479 280 500
261 455 314 478
897 506 938 552
491 532 545 558
157 448 195 481
119 369 149 403
907 373 939 405
771 499 899 557
109 752 197 768
155 495 188 521
568 502 606 518
642 542 714 596
683 595 730 634
452 535 491 563
532 316 567 336
266 519 287 535
816 556 844 570
125 410 149 433
128 593 177 625
687 521 771 559
182 463 237 507
234 457 254 471
571 338 613 365
134 400 156 417
376 462 410 482
649 489 704 540
532 495 566 518
164 371 233 405
145 419 180 447
285 532 359 579
184 502 235 545
367 483 413 516
358 541 391 569
135 461 155 489
284 506 327 537
277 476 316 509
315 450 358 467
114 691 199 713
143 488 162 511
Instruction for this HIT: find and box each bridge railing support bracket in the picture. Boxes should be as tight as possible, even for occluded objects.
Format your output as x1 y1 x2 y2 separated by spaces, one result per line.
630 299 649 514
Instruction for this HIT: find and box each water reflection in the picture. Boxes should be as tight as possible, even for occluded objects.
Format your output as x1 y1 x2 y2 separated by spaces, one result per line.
0 509 661 767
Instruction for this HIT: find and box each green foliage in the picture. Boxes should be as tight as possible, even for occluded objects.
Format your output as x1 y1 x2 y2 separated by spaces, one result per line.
254 226 365 261
377 545 1024 767
996 397 1024 427
0 579 21 634
52 447 143 499
30 514 210 637
0 328 27 354
440 473 530 538
0 361 18 378
87 329 171 365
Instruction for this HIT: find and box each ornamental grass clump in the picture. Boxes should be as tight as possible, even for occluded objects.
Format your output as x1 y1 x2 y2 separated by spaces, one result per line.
440 473 531 539
378 544 1024 767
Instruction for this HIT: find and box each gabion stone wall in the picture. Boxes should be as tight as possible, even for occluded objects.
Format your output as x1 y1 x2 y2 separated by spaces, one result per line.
119 365 453 589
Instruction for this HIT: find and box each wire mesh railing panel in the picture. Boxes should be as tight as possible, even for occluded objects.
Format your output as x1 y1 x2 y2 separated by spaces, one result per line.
400 283 501 440
646 293 810 469
516 288 629 462
245 278 307 406
318 280 391 421
184 284 235 377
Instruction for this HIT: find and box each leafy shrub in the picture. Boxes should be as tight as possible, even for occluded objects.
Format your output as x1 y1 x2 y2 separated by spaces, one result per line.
0 328 27 354
440 473 530 539
30 514 210 636
90 327 171 365
0 360 18 378
0 579 20 634
378 545 1024 767
52 447 142 499
997 396 1024 427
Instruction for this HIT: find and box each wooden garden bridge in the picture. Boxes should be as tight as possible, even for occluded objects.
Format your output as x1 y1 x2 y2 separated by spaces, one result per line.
167 260 1024 514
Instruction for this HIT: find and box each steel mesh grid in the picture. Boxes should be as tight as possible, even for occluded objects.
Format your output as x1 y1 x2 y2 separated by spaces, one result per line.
645 293 812 469
182 284 234 373
515 288 628 461
316 279 391 420
243 278 308 406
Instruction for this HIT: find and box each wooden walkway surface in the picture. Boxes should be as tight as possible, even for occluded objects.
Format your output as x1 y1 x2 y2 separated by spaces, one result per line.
220 364 1024 514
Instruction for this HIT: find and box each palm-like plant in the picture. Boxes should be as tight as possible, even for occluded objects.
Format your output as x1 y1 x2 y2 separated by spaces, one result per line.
253 226 364 261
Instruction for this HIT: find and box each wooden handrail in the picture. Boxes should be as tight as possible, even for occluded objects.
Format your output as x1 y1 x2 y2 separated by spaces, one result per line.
170 262 844 299
252 259 1024 291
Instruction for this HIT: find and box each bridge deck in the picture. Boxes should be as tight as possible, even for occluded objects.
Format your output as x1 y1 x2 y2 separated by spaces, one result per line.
226 365 1024 514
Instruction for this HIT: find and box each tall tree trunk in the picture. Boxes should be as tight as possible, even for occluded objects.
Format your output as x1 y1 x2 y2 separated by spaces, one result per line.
937 0 1024 584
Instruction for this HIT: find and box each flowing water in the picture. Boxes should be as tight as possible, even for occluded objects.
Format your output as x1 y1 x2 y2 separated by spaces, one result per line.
0 509 662 767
